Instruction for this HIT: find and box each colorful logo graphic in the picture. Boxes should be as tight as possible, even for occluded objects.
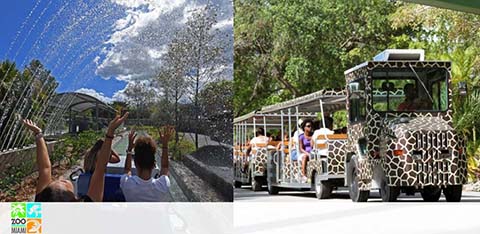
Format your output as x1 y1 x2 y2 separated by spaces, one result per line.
11 203 42 234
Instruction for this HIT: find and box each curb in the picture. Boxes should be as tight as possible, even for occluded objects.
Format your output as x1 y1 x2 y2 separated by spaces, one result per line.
169 160 200 202
182 154 233 202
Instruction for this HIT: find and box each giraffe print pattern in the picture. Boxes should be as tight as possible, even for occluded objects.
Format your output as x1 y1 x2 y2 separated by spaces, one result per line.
345 61 467 191
306 139 348 180
283 157 301 180
233 146 269 182
252 147 268 176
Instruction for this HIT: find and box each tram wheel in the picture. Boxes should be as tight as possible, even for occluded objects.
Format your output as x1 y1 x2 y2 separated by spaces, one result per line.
267 181 279 195
251 177 262 191
420 186 441 202
380 179 400 202
313 173 332 199
348 160 369 202
443 185 462 202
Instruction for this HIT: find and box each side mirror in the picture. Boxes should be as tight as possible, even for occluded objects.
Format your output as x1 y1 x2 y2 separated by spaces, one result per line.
458 82 467 96
349 82 365 99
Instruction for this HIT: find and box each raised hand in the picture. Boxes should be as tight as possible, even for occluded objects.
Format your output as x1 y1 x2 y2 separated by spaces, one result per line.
107 112 129 136
128 129 136 151
158 125 175 147
22 119 42 135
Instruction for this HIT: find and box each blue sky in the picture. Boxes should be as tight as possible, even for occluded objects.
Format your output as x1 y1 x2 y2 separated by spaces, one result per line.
0 0 127 100
0 0 233 103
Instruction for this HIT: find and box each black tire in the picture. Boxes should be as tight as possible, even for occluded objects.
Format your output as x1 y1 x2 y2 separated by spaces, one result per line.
420 186 441 202
443 185 462 202
313 173 332 199
234 180 242 188
348 160 369 202
267 181 279 195
380 179 400 202
251 177 262 191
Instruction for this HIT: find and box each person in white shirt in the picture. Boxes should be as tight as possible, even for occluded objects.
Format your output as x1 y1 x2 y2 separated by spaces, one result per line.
121 126 174 202
289 119 304 162
243 127 270 172
311 116 334 156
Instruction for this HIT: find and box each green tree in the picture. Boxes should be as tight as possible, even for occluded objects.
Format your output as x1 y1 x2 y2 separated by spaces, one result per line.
234 0 413 116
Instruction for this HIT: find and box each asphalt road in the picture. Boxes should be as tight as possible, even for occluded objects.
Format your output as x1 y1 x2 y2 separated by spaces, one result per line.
235 185 480 202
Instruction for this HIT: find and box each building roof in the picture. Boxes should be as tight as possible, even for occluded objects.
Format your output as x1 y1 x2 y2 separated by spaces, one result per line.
49 92 116 113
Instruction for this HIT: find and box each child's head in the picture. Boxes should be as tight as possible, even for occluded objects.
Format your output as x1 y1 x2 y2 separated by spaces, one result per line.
134 136 157 171
35 179 77 202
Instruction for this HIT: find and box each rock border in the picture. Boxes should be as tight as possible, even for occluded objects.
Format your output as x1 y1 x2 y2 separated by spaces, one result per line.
182 154 233 202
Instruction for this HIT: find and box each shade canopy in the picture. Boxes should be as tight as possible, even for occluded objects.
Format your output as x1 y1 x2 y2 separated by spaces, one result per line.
49 92 116 113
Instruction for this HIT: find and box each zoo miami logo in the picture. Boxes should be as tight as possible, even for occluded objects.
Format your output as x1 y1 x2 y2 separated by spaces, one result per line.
10 203 42 234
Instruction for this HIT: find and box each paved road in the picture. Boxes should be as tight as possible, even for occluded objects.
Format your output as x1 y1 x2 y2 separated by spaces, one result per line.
235 186 480 202
110 131 188 202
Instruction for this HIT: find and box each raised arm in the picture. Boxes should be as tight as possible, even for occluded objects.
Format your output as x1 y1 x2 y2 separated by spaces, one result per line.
87 112 128 202
158 126 174 176
23 119 51 194
124 129 136 175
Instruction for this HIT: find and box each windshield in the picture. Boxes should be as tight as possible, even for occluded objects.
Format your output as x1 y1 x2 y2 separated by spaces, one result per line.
371 67 448 112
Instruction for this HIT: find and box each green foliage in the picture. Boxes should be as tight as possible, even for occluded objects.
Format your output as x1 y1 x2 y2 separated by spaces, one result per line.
198 80 233 143
0 59 59 151
132 125 195 160
235 1 480 180
0 130 102 195
168 138 195 161
234 0 411 116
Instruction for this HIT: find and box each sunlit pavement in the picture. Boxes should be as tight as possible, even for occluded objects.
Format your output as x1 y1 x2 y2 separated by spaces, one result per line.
234 186 480 202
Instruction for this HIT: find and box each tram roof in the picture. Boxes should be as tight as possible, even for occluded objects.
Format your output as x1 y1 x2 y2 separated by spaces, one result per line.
260 89 347 114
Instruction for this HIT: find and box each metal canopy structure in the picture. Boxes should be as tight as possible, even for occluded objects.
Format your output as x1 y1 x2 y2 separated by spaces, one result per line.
50 92 115 113
48 92 116 133
260 89 347 114
403 0 480 15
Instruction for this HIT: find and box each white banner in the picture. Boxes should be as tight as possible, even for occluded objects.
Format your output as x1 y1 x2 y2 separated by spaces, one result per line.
2 202 480 234
234 202 480 234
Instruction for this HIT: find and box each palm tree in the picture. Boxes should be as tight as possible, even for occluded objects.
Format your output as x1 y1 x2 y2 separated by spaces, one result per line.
453 90 480 181
11 203 25 217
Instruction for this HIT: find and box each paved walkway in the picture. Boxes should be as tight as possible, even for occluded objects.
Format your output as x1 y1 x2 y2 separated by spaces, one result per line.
235 186 480 202
182 132 231 148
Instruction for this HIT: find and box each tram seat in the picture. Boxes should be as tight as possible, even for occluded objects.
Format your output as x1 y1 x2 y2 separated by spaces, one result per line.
316 134 348 140
77 173 126 202
268 141 279 147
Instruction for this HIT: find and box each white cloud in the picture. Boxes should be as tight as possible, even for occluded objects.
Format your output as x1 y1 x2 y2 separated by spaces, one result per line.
76 88 114 104
96 0 233 84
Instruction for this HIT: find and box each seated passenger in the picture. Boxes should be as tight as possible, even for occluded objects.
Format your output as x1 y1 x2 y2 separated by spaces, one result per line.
243 127 270 172
83 139 121 173
299 119 314 183
311 116 334 156
121 127 174 202
246 127 270 155
289 119 304 162
276 133 289 151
